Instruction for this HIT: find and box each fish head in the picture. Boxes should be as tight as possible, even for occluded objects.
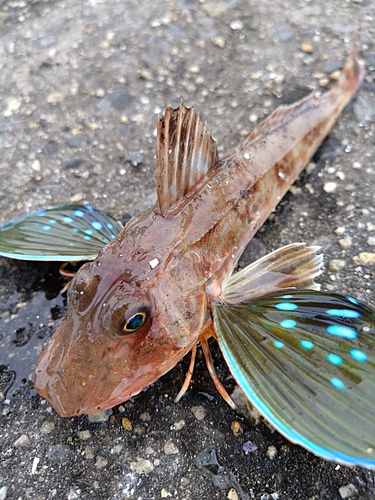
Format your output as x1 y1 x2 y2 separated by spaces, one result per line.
34 230 208 417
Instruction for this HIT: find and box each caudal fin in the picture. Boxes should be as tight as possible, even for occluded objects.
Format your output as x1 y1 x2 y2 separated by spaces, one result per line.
338 28 365 100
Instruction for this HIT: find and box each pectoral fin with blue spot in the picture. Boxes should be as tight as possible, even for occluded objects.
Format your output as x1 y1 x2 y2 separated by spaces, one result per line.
0 205 122 261
213 289 375 467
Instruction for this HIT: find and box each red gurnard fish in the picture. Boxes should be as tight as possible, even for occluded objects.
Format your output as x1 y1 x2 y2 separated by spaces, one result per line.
33 40 375 467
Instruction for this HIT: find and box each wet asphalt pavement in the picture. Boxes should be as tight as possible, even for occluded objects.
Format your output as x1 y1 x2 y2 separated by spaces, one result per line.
1 0 375 499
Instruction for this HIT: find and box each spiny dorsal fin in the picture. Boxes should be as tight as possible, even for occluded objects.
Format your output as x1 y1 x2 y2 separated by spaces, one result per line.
156 102 218 216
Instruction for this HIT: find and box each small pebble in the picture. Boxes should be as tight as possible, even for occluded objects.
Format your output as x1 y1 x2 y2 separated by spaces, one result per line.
4 99 22 118
84 446 95 460
66 135 86 149
31 160 41 172
230 20 244 30
130 457 154 474
305 183 315 194
289 186 302 195
93 88 105 97
323 181 337 193
171 419 185 431
330 70 341 81
242 440 258 455
47 92 64 104
328 259 346 271
95 456 108 469
191 405 206 421
47 444 72 462
202 1 230 18
138 69 153 80
300 42 313 53
339 237 352 248
306 162 316 174
35 34 56 48
319 77 330 87
31 457 40 474
231 386 262 423
260 493 280 500
121 417 132 431
338 483 358 499
87 411 109 423
70 192 85 203
188 65 200 74
213 36 226 48
231 421 243 436
367 237 375 246
78 430 91 440
353 252 375 265
41 421 55 434
266 445 278 459
274 28 293 42
161 488 172 498
164 441 178 455
227 488 239 500
0 486 7 500
13 434 30 447
9 98 22 111
111 444 124 454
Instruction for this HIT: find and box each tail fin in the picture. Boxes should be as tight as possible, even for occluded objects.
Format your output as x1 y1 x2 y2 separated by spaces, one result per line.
338 27 365 102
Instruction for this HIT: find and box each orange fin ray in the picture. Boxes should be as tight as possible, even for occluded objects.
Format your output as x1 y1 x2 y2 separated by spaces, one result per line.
200 336 236 410
175 343 197 403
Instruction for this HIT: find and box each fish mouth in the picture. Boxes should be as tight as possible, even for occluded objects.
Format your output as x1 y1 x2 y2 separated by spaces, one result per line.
35 369 137 417
35 355 111 417
33 322 102 417
34 363 113 417
33 321 134 417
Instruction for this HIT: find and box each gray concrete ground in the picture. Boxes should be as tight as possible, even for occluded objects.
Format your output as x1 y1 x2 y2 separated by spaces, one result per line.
0 0 375 498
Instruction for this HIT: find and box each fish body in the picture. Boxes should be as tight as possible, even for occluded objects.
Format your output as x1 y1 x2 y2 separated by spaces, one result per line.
34 42 365 417
4 39 375 468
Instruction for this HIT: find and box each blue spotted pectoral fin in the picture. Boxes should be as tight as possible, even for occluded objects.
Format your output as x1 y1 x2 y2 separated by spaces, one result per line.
0 204 123 261
213 289 375 467
223 243 323 303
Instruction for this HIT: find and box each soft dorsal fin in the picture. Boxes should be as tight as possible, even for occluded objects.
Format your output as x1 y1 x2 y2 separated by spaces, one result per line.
156 102 218 216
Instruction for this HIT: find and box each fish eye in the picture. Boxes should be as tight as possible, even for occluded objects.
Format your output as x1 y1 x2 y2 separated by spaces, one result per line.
124 312 146 332
121 307 150 334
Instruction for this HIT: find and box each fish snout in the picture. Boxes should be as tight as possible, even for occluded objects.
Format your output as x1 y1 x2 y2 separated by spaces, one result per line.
33 321 97 417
